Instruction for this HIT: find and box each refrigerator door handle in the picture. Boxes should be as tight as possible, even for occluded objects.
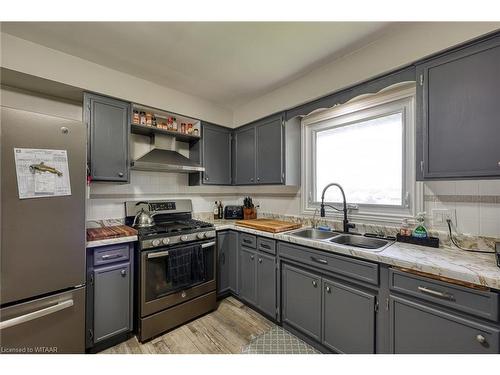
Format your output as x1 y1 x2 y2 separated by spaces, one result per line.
0 299 74 330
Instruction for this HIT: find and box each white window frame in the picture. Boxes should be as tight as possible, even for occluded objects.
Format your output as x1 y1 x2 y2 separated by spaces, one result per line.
301 82 423 225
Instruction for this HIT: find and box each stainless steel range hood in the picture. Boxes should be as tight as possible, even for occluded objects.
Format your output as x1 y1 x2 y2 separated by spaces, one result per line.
131 133 204 173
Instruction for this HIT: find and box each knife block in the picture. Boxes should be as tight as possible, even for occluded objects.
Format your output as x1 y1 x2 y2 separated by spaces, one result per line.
243 208 257 220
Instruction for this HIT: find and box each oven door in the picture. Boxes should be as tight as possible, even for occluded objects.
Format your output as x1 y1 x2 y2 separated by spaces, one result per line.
140 240 216 317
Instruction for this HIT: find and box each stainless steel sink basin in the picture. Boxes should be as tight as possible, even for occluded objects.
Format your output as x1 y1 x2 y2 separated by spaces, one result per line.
289 228 338 240
329 234 390 250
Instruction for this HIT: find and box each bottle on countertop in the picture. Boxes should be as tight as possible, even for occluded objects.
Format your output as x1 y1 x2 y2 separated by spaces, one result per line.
399 218 412 237
412 212 428 239
218 201 224 219
213 201 219 220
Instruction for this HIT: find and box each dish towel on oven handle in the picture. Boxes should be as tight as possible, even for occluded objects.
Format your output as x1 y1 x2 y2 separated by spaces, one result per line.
167 244 205 288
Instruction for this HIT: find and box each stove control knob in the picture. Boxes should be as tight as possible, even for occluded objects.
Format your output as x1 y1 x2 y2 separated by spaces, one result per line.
204 232 210 238
152 239 161 247
162 238 170 245
197 232 205 239
180 235 188 242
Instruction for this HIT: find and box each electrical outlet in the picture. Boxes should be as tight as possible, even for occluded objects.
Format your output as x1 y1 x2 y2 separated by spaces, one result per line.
431 208 456 228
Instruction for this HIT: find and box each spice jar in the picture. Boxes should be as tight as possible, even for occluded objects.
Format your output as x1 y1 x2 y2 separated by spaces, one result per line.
180 123 186 133
146 113 152 126
193 128 199 136
139 111 146 125
133 110 140 124
187 123 193 134
172 117 178 131
152 115 157 127
167 117 173 130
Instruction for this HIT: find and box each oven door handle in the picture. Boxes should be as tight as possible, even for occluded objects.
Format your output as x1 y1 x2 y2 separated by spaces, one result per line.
147 250 169 259
201 241 216 249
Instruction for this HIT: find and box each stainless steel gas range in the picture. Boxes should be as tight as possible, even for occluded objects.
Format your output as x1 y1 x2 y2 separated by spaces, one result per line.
125 199 217 342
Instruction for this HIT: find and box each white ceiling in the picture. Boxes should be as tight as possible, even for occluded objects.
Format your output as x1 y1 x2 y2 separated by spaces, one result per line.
1 22 392 109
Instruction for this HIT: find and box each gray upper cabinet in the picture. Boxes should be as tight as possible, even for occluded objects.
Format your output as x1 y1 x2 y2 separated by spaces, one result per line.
84 93 130 182
234 112 300 186
190 122 232 185
322 278 376 353
256 251 277 319
390 295 499 354
282 264 322 341
234 126 256 185
256 115 284 184
416 34 500 180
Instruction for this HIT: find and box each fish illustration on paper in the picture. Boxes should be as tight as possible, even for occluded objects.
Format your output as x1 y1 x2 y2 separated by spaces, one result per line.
29 162 63 176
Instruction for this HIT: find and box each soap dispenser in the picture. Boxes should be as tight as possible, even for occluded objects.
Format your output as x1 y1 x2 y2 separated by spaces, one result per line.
412 212 428 239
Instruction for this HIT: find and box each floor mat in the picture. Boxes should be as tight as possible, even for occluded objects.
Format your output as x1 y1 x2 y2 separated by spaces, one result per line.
241 326 320 354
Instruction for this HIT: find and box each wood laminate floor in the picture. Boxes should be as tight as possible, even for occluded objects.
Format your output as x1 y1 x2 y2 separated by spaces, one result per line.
101 297 274 354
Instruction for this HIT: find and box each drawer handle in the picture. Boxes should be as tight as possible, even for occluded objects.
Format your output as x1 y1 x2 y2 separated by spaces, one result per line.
243 239 252 244
476 334 487 344
417 286 455 301
312 280 318 288
311 256 328 265
101 254 122 260
261 244 271 249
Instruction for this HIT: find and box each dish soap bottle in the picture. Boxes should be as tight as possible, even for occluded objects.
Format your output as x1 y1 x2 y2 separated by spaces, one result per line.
412 212 428 239
213 201 219 220
399 218 411 237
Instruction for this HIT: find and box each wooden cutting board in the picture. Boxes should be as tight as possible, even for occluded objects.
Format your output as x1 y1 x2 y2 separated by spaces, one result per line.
86 225 138 242
235 219 301 233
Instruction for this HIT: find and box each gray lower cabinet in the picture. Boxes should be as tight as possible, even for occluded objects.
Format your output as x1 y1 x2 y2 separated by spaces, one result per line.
256 251 277 318
217 231 238 295
84 93 130 182
86 243 133 350
322 278 376 353
282 263 322 341
416 33 500 180
239 246 257 305
390 295 500 353
93 263 131 343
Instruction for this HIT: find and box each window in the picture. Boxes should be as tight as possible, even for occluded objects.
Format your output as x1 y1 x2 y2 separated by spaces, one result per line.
302 83 421 224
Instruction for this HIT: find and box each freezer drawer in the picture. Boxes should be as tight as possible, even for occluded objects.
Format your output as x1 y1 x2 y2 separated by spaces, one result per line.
0 287 85 354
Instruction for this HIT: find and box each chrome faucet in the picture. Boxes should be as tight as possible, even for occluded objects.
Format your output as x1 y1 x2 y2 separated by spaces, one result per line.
320 183 355 233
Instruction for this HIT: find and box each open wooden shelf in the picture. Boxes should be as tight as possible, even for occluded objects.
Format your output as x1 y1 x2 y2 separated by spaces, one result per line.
130 123 201 143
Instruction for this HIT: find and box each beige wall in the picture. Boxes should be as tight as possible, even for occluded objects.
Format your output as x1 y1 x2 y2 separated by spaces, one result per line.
233 22 500 125
0 32 233 126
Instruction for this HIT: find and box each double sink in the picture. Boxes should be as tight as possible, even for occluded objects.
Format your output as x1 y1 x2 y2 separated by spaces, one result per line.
288 228 393 252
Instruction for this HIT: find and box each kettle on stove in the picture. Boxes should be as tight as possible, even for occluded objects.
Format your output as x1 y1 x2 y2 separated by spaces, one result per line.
132 207 155 228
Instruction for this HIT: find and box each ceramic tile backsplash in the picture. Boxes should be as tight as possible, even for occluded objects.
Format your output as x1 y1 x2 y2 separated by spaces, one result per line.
424 180 500 238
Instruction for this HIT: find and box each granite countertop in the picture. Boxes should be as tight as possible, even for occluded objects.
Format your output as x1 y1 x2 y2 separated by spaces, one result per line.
213 220 500 290
86 219 138 248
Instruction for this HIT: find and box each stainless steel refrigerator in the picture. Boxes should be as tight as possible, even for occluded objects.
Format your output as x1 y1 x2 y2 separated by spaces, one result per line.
0 107 86 353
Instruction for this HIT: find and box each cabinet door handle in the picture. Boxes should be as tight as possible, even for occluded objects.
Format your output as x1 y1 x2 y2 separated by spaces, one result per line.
257 177 260 181
258 258 262 263
476 334 487 344
325 286 331 293
311 256 328 265
120 269 127 277
250 178 254 182
417 286 454 301
250 255 254 260
118 172 124 177
312 280 318 288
